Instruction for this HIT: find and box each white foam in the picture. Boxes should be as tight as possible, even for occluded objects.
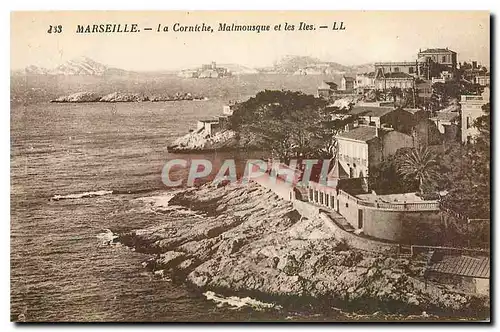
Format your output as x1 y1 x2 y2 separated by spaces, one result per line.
137 193 177 208
51 190 113 201
203 291 281 311
96 229 118 246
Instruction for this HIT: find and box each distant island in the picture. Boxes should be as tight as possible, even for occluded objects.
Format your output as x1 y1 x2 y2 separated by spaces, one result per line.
177 61 259 78
12 55 374 78
51 91 206 103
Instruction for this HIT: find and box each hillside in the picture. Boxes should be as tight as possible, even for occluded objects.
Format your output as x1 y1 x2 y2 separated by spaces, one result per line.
272 55 374 75
12 56 132 77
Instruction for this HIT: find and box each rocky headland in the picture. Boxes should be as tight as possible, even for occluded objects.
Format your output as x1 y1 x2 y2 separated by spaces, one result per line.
167 128 263 153
117 182 489 320
51 91 206 103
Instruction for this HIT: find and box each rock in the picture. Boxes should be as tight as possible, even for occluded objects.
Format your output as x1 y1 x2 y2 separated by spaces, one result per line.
52 92 101 102
118 182 490 318
100 92 149 102
156 251 186 269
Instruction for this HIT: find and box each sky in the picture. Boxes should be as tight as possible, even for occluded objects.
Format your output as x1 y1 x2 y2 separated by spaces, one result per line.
11 11 490 71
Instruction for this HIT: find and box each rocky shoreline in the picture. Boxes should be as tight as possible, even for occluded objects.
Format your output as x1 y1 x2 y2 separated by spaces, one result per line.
51 91 206 103
117 182 489 320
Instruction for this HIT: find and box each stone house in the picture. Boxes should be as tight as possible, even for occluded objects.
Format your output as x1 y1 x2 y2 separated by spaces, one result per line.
374 61 419 77
335 126 414 180
375 72 416 90
317 81 338 99
349 105 396 128
340 76 355 91
460 87 490 144
426 252 490 296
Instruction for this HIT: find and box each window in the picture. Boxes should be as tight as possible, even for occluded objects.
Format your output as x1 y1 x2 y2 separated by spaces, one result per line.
467 135 472 145
442 56 446 63
409 67 414 74
466 116 471 129
394 67 400 73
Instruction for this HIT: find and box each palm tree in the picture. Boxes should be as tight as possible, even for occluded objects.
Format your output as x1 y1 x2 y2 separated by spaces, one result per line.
388 87 403 103
397 147 440 195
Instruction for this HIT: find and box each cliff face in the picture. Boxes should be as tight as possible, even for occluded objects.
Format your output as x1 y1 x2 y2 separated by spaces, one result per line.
118 183 489 318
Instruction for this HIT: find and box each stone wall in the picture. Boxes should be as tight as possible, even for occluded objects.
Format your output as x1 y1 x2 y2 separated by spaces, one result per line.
334 189 442 244
251 174 295 201
293 200 400 254
319 213 400 254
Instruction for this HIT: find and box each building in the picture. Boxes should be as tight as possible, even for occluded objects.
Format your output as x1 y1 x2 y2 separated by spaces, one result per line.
475 74 490 87
416 48 457 79
418 48 457 68
336 126 414 179
430 111 459 134
460 87 490 143
416 80 432 106
426 252 490 296
177 70 200 78
222 104 236 116
461 61 488 83
180 61 230 79
202 61 217 70
317 81 338 99
340 76 355 91
198 70 220 79
349 105 396 128
354 73 376 93
431 71 454 84
374 62 419 77
197 119 222 136
374 72 415 90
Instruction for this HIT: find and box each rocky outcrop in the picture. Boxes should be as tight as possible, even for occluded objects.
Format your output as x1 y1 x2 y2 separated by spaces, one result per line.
51 92 101 103
50 91 206 103
168 129 239 152
118 183 489 319
99 92 149 102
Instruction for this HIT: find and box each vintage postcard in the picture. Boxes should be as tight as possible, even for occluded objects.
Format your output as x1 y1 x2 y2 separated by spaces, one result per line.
10 11 490 322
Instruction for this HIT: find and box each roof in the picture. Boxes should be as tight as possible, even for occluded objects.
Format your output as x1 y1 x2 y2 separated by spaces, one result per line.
431 112 459 122
419 48 456 54
319 81 338 89
357 72 376 78
383 72 415 79
327 158 349 180
428 254 490 279
336 126 378 142
198 119 220 123
342 76 355 82
401 108 424 115
350 106 395 118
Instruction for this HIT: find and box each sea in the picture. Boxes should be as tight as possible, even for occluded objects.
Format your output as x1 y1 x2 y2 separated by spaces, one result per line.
10 97 354 322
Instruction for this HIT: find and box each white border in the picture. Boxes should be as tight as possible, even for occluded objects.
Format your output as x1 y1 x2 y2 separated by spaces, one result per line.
2 1 497 331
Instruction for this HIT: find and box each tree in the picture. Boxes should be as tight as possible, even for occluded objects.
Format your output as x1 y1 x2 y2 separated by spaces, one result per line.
364 89 382 102
229 90 356 162
440 103 490 218
369 148 417 194
387 87 402 103
397 147 440 196
397 88 416 108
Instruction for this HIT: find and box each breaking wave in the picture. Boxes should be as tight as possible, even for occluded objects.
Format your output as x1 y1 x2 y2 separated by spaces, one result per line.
203 291 281 311
50 190 114 201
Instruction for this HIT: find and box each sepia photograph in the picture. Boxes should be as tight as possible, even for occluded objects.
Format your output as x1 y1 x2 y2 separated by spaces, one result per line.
10 10 491 322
